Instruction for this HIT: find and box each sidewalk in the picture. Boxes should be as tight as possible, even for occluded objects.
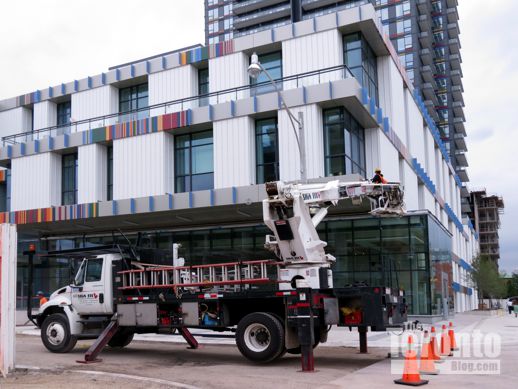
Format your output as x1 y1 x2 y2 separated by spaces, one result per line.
334 310 518 388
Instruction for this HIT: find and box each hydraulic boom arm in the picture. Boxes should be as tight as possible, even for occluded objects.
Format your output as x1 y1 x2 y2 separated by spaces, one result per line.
262 179 405 289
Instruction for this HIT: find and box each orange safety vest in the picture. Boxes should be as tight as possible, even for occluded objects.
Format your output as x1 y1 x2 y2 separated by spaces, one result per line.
39 296 48 306
375 173 388 184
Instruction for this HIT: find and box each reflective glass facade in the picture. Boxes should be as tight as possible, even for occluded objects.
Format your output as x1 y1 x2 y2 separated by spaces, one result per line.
61 153 78 205
250 51 282 96
343 32 378 105
198 68 209 107
175 130 214 193
255 118 279 183
119 83 149 121
323 107 366 178
19 213 452 316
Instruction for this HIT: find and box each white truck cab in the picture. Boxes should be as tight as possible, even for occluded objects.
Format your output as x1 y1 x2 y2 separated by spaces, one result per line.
37 253 122 352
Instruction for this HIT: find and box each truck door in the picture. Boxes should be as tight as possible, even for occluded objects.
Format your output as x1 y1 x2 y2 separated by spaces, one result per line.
71 257 110 315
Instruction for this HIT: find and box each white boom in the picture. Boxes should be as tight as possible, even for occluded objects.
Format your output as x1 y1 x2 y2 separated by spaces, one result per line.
263 180 405 290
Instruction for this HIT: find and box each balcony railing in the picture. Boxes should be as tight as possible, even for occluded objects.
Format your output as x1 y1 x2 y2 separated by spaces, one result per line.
1 64 354 146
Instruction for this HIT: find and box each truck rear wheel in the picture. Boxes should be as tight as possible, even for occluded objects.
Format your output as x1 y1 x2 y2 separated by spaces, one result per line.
108 331 134 348
236 312 285 363
41 313 77 353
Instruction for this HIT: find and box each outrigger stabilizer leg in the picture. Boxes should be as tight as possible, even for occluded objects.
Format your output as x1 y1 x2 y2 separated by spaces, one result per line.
77 319 120 364
288 285 315 372
179 327 199 349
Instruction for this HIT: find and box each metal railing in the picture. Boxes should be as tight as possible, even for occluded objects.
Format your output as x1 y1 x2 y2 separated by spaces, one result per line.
1 64 354 146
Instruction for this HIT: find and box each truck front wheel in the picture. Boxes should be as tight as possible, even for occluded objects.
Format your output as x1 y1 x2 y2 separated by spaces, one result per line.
236 312 284 363
41 313 77 353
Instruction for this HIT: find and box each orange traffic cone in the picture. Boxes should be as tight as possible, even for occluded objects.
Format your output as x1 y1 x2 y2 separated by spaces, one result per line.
449 322 459 351
429 326 443 363
440 324 453 357
394 336 429 386
419 330 439 375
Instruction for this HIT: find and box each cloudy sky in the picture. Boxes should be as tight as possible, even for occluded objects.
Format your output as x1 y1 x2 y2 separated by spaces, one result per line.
0 0 516 273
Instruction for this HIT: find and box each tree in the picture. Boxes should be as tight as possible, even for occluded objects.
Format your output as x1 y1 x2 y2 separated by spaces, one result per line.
469 255 506 306
506 272 518 297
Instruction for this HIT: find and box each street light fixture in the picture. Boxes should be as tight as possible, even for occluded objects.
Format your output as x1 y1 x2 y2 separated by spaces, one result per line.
248 52 307 182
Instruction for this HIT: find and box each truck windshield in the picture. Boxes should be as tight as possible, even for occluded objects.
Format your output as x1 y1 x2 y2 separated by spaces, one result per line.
74 260 86 286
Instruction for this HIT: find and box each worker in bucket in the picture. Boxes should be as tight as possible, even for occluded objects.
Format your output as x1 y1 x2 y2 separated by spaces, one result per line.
371 168 388 184
37 291 48 307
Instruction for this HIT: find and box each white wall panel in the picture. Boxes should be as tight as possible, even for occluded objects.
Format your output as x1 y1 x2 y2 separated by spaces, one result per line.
71 85 118 133
11 152 61 211
405 90 425 163
214 117 254 188
423 189 435 215
424 131 435 182
282 29 343 89
0 107 33 138
377 57 406 142
434 148 442 198
365 128 399 182
78 144 107 204
33 101 57 131
113 132 173 200
442 161 449 205
149 65 198 116
401 162 419 210
278 104 323 181
209 52 249 104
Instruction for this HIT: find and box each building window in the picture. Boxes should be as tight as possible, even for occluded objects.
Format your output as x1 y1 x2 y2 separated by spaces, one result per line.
344 33 378 106
198 68 209 107
119 83 148 120
255 118 279 183
107 146 113 201
175 130 214 193
323 107 366 177
250 51 282 96
0 181 6 212
62 153 78 205
57 101 71 127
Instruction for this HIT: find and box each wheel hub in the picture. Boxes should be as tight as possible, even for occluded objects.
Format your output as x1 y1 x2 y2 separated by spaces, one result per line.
244 323 271 352
46 322 65 346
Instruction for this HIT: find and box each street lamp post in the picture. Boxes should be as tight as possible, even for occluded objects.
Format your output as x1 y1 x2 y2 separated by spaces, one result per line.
248 53 307 182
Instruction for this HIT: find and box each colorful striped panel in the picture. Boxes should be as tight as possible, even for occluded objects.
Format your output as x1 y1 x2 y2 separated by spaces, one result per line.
11 203 98 225
179 40 234 65
77 110 191 144
17 91 40 106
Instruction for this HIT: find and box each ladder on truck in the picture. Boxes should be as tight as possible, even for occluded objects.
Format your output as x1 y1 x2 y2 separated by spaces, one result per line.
118 259 279 292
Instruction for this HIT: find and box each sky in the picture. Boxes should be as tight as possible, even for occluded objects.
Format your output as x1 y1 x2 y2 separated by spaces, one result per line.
0 0 516 272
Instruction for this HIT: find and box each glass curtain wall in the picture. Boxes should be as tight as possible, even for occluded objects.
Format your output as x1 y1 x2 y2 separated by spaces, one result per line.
119 83 149 121
19 214 451 315
250 51 282 96
255 118 279 183
198 68 209 107
107 146 113 201
323 107 366 177
62 153 78 205
343 32 379 105
57 101 71 135
175 130 214 193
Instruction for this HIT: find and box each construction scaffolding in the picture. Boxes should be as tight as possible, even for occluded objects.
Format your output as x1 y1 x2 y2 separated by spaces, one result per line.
468 188 505 266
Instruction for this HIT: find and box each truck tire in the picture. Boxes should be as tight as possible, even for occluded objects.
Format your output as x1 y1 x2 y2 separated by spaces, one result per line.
41 313 77 353
236 312 285 363
108 331 134 348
